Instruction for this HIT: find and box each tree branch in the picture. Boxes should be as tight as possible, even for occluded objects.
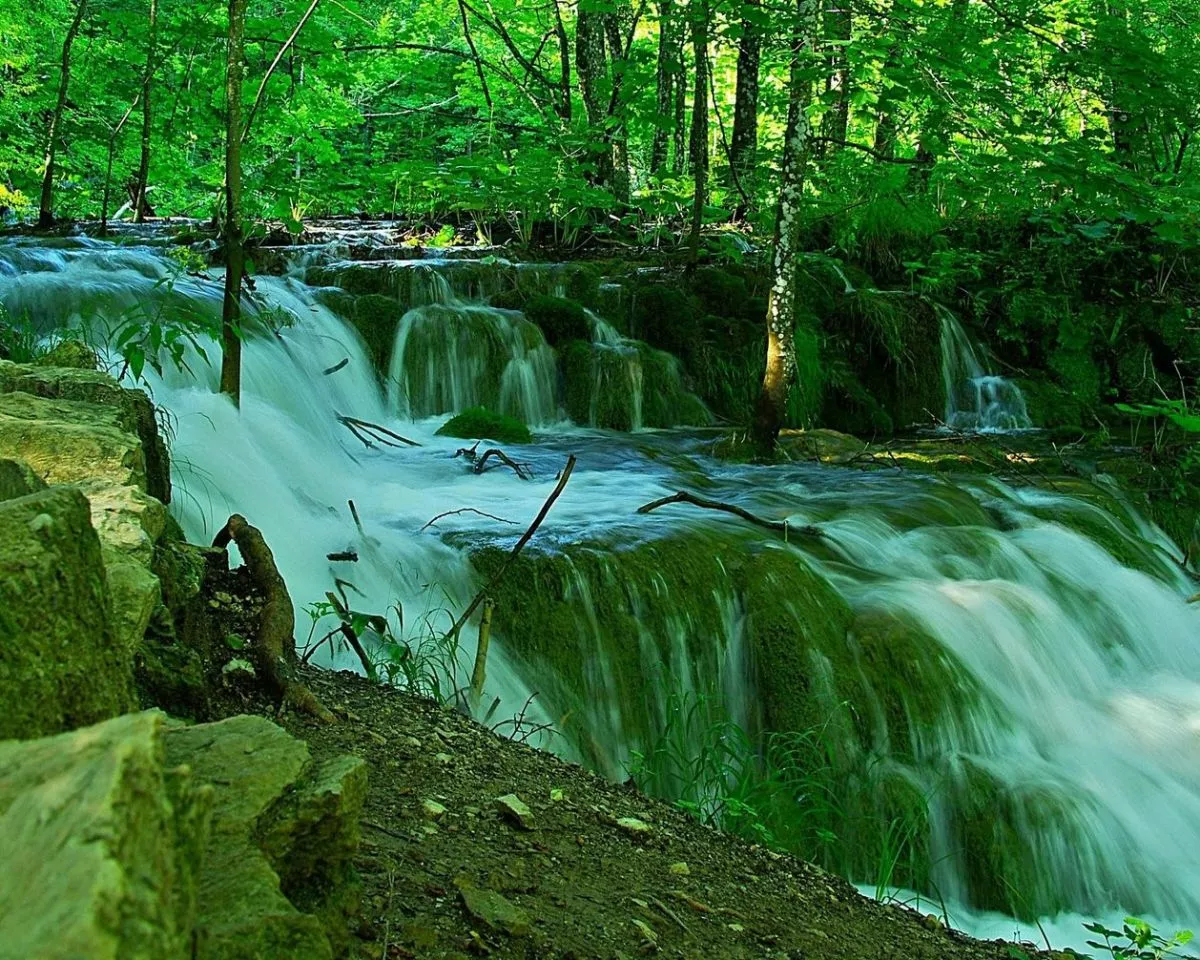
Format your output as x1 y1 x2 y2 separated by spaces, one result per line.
636 490 824 538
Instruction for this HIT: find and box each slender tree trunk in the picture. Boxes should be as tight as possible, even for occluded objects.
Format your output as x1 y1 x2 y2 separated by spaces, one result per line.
220 0 248 406
133 0 159 222
671 24 688 174
552 0 572 120
651 0 675 174
576 8 612 187
912 0 966 186
820 0 851 150
101 96 140 236
729 0 761 208
751 0 817 454
38 0 89 228
687 0 710 262
603 3 633 203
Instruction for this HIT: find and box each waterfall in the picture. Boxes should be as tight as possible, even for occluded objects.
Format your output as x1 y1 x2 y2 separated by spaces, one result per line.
4 234 1198 952
937 304 1032 431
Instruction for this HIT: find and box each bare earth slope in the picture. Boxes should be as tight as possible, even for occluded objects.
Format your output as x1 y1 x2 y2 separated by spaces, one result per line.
240 665 1055 960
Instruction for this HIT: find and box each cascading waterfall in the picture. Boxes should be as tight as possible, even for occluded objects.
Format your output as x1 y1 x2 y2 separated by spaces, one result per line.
938 303 1032 431
3 234 1198 950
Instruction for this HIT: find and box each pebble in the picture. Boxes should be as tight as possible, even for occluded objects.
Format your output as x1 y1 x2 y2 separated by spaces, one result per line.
422 799 447 820
616 816 652 838
668 862 690 876
495 794 536 830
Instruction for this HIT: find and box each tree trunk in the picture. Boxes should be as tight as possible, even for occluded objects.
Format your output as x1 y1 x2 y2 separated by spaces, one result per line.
38 0 89 228
133 0 159 223
671 23 688 174
576 8 612 187
912 0 967 187
751 0 818 454
552 0 572 121
220 0 248 406
603 3 633 203
729 0 761 207
820 0 851 150
650 0 675 174
687 0 709 263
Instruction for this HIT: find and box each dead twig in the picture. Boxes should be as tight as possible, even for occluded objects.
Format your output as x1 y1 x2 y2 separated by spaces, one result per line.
336 413 421 448
420 507 517 532
467 597 494 709
475 447 532 479
447 454 577 641
637 490 823 539
322 357 348 375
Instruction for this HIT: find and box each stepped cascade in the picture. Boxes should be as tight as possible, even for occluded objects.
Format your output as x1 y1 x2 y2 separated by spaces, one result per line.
2 234 1198 950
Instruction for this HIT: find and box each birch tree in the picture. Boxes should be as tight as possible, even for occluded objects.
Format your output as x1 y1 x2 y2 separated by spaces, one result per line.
751 0 818 453
38 0 89 227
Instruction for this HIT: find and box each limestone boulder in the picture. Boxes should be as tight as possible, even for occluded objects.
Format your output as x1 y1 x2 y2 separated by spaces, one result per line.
0 486 136 740
0 360 170 503
0 390 149 492
0 710 213 960
165 715 367 960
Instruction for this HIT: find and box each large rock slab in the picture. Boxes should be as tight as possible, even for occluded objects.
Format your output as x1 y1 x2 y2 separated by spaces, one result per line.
0 710 213 960
166 715 367 960
0 486 136 739
0 360 170 503
0 390 149 492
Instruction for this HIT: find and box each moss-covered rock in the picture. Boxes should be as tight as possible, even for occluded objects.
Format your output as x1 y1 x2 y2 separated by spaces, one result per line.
435 406 532 444
0 710 213 960
523 295 591 347
0 457 44 501
488 288 528 311
315 291 403 383
0 360 170 504
33 338 100 370
0 486 136 740
165 715 367 960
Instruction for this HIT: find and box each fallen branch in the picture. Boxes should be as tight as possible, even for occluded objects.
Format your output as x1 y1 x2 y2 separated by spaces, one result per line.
323 357 349 375
475 447 531 479
447 454 577 641
327 550 358 562
420 507 517 532
213 514 334 722
337 414 421 448
636 490 823 540
454 442 531 479
338 623 377 682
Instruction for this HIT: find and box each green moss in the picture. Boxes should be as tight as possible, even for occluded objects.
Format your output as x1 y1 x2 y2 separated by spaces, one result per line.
488 288 527 311
1017 377 1089 429
317 291 403 382
689 267 753 321
435 406 532 444
564 264 601 307
1048 345 1103 409
523 295 591 347
630 282 700 360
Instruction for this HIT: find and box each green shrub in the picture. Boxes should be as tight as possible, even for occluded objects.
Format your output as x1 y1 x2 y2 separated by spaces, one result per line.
435 406 533 444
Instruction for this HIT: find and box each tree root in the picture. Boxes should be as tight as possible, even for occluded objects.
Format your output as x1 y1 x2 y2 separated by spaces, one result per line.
636 490 824 540
213 514 334 722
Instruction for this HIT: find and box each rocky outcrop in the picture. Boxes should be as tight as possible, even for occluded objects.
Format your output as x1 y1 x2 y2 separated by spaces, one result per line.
167 715 367 960
0 485 136 739
0 711 366 960
0 710 212 960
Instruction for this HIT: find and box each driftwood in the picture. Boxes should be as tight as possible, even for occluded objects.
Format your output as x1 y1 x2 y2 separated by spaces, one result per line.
454 442 531 480
447 454 577 642
337 414 421 448
213 514 334 721
636 490 824 540
420 507 517 532
322 357 349 375
327 550 358 562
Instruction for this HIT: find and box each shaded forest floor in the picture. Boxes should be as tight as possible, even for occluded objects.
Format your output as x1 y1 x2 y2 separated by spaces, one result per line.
212 664 1064 960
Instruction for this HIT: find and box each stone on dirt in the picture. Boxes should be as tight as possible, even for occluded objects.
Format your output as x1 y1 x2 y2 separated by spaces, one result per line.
455 878 533 937
496 792 536 830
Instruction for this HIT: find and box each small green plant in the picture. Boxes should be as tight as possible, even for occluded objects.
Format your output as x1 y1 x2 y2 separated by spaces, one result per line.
1084 918 1194 959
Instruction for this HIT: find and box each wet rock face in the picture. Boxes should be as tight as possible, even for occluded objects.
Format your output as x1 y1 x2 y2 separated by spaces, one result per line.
0 485 136 739
0 710 213 960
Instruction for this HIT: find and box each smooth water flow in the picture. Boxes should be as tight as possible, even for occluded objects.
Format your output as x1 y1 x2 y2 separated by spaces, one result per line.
938 304 1032 431
3 236 1198 949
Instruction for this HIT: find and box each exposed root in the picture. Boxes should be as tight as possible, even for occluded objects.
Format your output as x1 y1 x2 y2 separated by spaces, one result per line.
636 490 824 539
213 513 335 722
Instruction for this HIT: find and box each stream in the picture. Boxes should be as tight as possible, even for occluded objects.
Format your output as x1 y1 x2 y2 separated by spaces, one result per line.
2 227 1198 952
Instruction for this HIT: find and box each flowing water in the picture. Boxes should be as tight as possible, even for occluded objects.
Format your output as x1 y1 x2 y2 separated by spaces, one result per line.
938 304 1032 431
2 233 1198 950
